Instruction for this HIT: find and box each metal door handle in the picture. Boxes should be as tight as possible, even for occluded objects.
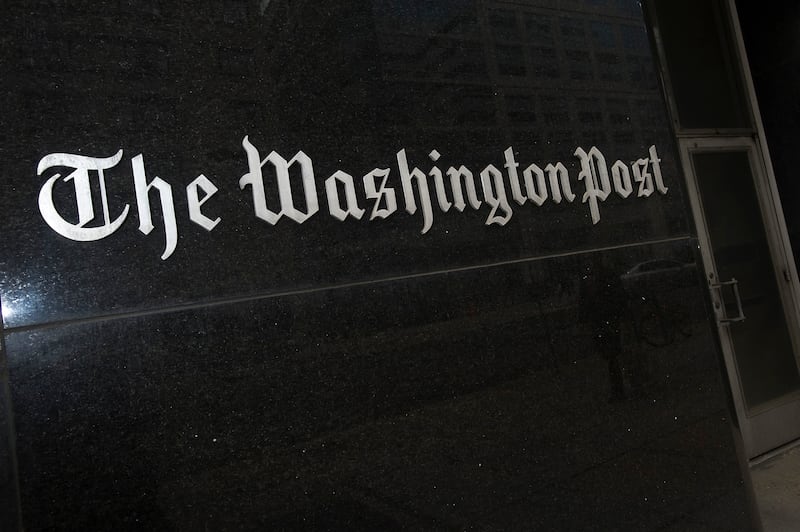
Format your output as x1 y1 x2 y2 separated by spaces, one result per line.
710 278 746 324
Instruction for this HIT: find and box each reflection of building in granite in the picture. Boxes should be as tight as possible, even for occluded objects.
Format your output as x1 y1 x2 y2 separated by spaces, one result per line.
370 0 672 246
371 1 661 145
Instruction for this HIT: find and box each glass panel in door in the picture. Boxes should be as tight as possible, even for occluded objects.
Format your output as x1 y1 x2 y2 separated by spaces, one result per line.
693 150 800 413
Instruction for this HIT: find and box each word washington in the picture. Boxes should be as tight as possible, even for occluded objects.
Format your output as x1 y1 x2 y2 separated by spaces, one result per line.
36 137 668 260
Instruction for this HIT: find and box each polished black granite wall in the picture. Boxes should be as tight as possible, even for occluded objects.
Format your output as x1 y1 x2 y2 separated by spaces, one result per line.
1 0 685 327
1 0 757 530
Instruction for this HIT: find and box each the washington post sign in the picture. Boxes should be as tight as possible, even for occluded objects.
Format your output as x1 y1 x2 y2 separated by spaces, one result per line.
36 137 668 260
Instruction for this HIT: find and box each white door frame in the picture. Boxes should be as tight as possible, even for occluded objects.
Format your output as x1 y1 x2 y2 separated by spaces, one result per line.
677 136 800 457
647 0 800 457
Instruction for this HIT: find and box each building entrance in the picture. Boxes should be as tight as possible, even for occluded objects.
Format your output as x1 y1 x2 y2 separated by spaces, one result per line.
680 138 800 458
647 0 800 458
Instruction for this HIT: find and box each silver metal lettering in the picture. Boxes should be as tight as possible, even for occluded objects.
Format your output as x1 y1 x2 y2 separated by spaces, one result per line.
187 174 221 231
446 165 481 212
575 146 611 224
633 157 654 197
239 136 319 225
649 145 669 194
545 162 575 204
611 160 633 198
504 147 527 206
522 163 548 206
363 168 397 220
37 150 130 242
132 154 178 260
397 149 434 234
480 164 513 226
428 150 452 213
326 170 365 221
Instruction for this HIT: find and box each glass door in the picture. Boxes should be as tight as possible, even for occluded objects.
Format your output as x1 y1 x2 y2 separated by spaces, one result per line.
681 138 800 458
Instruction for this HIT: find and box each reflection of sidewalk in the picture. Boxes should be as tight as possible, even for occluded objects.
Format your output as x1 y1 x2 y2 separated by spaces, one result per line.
751 444 800 531
156 330 753 529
